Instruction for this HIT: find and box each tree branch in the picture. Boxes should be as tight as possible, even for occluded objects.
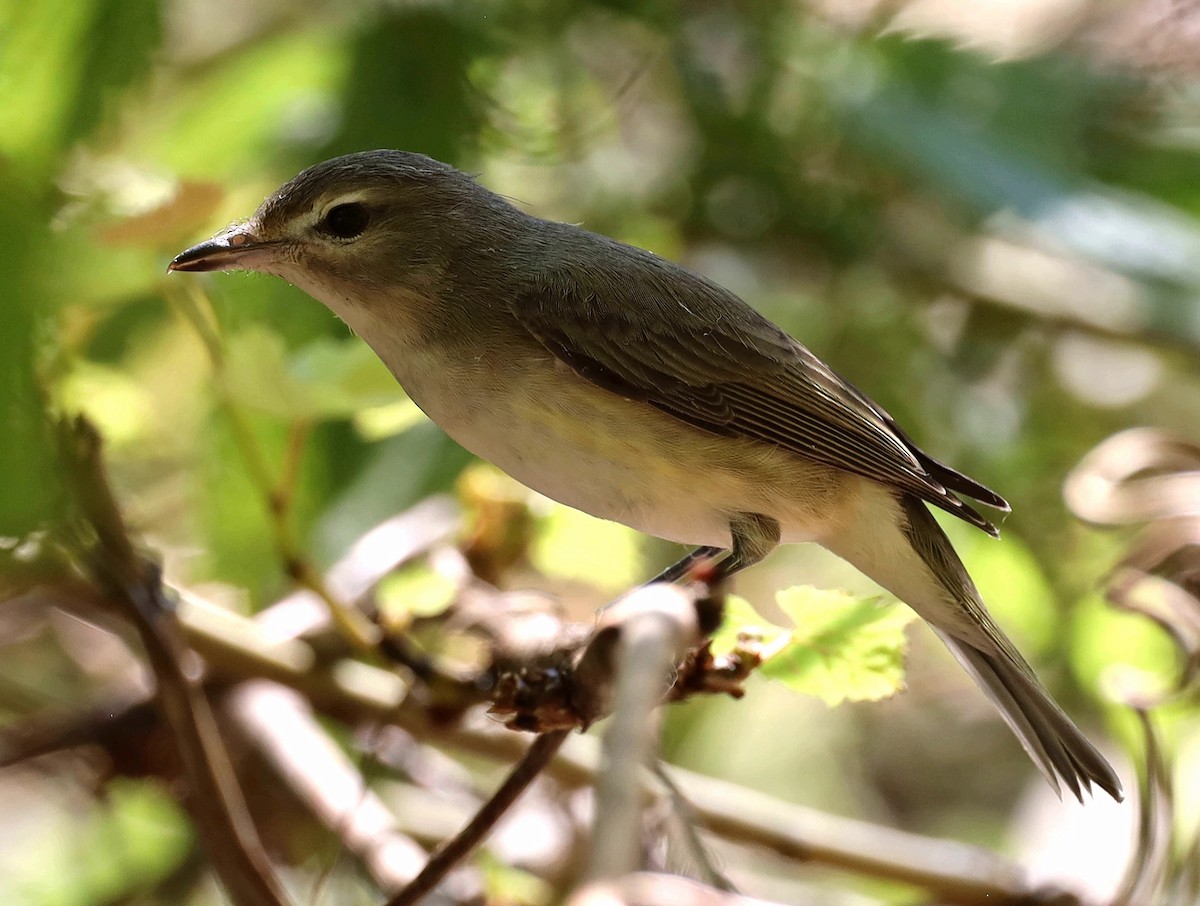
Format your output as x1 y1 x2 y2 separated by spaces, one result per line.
57 417 289 906
587 592 699 880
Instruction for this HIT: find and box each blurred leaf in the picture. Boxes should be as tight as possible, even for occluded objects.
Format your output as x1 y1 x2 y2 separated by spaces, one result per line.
0 0 160 163
1071 592 1183 702
331 7 491 163
314 424 472 565
378 562 458 624
224 328 402 420
63 0 162 146
947 523 1058 655
716 587 914 706
133 29 349 177
97 180 226 248
292 336 405 410
478 849 553 906
199 411 287 598
0 0 95 162
842 71 1200 299
0 778 191 905
770 587 914 705
458 462 536 583
530 503 644 593
59 361 155 447
711 593 788 655
223 327 304 417
0 175 62 535
352 398 428 441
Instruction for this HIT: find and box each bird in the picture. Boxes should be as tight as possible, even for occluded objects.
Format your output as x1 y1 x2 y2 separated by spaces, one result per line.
170 149 1122 801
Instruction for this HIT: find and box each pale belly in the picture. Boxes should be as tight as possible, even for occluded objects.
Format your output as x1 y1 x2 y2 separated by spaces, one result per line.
277 269 857 551
390 344 850 549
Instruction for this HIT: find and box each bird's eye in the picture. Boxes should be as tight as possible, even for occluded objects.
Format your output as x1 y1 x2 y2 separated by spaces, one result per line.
320 203 370 239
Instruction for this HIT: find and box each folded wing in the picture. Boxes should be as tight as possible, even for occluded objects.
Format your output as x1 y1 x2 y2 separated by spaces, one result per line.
512 248 1008 534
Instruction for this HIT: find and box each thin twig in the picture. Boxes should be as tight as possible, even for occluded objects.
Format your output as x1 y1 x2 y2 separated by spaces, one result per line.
653 763 738 893
226 681 432 895
167 282 379 652
58 417 289 906
274 420 311 513
384 730 571 906
587 606 696 881
30 582 1044 905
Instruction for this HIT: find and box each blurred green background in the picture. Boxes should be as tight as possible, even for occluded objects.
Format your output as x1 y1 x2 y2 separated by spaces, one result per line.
2 0 1199 903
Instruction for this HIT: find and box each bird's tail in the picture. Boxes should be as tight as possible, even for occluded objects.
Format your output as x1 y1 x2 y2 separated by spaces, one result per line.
931 627 1122 801
822 487 1122 801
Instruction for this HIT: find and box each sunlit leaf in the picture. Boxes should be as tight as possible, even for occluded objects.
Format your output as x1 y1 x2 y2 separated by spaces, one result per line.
478 850 552 906
0 779 191 906
378 563 458 623
63 0 162 146
130 29 350 177
716 586 915 706
769 587 914 706
59 361 155 446
0 0 95 162
710 594 788 656
97 180 225 248
223 328 402 420
530 502 644 593
353 398 428 440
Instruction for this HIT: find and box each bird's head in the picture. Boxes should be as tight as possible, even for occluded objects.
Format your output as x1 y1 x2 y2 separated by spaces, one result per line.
169 150 514 332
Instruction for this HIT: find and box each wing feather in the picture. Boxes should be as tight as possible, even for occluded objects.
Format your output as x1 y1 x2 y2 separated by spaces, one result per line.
512 250 1007 533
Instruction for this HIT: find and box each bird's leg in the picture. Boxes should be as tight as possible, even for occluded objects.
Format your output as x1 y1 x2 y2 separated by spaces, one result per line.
646 545 724 584
657 514 780 635
644 512 781 585
714 512 781 580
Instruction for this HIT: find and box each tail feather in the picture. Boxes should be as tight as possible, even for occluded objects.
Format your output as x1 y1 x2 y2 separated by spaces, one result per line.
895 495 1124 802
934 630 1123 801
825 488 1123 802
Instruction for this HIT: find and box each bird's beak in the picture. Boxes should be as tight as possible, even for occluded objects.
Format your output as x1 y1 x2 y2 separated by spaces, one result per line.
168 225 275 273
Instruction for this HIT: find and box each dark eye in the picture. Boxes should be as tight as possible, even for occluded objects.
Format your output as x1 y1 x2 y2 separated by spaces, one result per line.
320 203 370 239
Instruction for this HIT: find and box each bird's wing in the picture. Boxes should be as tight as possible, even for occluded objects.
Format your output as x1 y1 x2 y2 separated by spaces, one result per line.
511 254 1007 534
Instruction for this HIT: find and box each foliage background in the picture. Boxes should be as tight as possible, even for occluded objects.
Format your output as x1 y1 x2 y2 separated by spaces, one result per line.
1 0 1198 903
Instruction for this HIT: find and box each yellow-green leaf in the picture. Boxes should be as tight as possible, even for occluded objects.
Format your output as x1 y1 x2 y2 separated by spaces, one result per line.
378 564 458 622
766 586 915 706
711 594 788 655
223 329 402 421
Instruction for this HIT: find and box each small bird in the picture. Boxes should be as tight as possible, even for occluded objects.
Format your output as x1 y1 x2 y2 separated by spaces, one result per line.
171 150 1121 801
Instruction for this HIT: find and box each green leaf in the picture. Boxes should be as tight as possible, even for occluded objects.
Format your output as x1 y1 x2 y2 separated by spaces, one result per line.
130 29 349 178
0 0 96 162
222 327 307 418
530 503 644 593
0 778 192 906
716 586 915 707
477 850 552 906
64 0 162 146
378 564 458 621
767 586 915 706
710 594 788 656
0 0 160 163
223 328 402 420
291 335 406 413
